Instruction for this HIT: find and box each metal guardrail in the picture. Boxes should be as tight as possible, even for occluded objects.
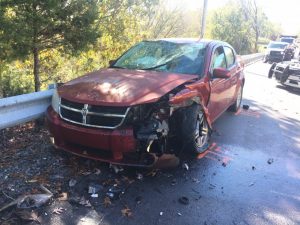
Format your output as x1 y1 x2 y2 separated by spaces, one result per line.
0 53 264 130
0 89 54 130
241 53 264 66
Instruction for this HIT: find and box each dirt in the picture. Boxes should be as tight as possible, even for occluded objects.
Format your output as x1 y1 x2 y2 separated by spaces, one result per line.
0 122 149 224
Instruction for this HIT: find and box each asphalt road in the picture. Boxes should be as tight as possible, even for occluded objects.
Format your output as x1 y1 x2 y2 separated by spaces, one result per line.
2 61 299 225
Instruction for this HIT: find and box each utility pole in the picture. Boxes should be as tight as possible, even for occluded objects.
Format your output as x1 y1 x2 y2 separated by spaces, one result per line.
200 0 208 39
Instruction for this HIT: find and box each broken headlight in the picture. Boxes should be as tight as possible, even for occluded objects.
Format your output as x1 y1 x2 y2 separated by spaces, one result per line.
51 89 60 113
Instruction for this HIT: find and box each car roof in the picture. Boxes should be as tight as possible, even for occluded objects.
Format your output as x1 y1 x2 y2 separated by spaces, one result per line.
269 41 288 45
154 38 229 47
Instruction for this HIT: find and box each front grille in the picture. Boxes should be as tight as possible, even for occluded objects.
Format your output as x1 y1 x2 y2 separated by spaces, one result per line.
270 51 282 56
59 98 129 129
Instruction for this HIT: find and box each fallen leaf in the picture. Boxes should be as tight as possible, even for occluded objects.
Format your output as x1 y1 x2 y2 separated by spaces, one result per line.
146 169 159 177
103 197 112 208
27 179 38 183
114 179 121 185
53 207 65 215
58 192 68 201
94 168 101 175
16 210 41 223
79 197 92 207
192 178 200 183
122 176 135 185
80 171 92 176
121 206 132 217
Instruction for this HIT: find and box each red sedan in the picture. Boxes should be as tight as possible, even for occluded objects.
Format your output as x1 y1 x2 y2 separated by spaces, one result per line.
46 38 244 167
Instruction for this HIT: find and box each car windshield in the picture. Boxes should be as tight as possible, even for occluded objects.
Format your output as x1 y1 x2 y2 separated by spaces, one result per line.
268 43 287 49
112 41 206 75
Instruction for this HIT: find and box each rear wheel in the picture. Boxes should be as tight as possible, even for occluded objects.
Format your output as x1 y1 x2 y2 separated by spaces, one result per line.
263 56 268 63
228 86 243 112
181 104 211 154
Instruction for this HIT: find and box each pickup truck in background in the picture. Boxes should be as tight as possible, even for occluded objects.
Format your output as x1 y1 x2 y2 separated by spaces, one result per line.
264 41 290 63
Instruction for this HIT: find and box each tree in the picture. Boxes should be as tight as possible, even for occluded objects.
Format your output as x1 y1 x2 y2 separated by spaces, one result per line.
240 0 266 52
206 4 253 54
0 0 100 91
140 0 192 39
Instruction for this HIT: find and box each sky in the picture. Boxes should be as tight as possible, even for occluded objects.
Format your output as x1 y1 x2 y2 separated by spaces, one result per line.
169 0 300 35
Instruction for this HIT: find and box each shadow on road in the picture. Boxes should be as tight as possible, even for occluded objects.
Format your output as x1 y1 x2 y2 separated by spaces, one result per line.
275 84 300 96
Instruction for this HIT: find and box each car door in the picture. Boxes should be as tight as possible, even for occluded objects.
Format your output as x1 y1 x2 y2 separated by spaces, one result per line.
207 45 232 122
223 45 239 104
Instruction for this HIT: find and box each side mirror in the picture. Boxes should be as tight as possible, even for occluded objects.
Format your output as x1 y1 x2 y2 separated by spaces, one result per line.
109 59 116 67
213 68 231 79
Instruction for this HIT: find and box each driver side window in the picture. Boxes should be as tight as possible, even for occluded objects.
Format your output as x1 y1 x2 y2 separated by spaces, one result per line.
211 46 227 70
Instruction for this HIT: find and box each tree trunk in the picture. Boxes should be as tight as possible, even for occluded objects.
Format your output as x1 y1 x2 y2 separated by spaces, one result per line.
254 25 259 52
255 32 258 52
33 47 41 92
0 66 3 98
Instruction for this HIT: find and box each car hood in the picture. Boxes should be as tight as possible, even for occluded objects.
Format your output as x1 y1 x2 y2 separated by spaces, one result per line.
58 68 198 106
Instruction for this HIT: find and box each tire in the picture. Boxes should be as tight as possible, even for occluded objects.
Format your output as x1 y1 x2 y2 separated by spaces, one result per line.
181 104 211 154
280 65 290 84
263 56 268 63
228 85 243 112
268 63 276 79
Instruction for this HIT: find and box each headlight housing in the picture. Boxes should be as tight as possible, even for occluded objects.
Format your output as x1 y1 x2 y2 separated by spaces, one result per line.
51 89 60 113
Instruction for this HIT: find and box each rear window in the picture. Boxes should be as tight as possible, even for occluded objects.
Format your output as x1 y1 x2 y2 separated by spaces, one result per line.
268 43 288 49
224 46 235 67
281 38 294 44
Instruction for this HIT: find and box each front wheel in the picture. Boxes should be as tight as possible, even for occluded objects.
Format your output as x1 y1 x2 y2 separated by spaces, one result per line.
181 104 211 154
228 86 243 112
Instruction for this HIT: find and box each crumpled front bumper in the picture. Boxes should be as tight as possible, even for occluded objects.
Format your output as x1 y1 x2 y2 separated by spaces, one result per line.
46 106 156 167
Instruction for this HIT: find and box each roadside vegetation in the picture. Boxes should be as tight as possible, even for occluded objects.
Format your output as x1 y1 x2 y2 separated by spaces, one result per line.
0 0 281 97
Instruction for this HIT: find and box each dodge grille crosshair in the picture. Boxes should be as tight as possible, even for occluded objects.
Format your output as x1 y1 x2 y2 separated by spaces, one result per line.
59 98 130 129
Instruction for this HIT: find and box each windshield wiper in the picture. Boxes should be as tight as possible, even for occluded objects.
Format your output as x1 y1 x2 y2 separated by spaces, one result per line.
110 65 125 69
141 62 169 70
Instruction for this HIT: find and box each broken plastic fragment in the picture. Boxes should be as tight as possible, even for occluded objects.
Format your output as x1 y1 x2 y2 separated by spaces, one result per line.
91 194 98 198
110 164 124 174
243 104 250 110
136 173 143 180
182 163 189 171
178 196 189 205
106 185 124 200
69 179 77 187
88 184 103 194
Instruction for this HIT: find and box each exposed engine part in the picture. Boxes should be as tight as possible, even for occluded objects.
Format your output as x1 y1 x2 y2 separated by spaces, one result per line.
135 118 170 155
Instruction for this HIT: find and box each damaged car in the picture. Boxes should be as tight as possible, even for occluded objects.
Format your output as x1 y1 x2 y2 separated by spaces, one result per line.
46 39 245 167
268 60 300 89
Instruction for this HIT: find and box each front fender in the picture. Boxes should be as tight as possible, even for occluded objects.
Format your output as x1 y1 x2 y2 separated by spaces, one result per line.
169 87 212 129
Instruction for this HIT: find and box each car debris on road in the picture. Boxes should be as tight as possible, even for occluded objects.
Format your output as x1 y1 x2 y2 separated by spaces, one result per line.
0 185 52 213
